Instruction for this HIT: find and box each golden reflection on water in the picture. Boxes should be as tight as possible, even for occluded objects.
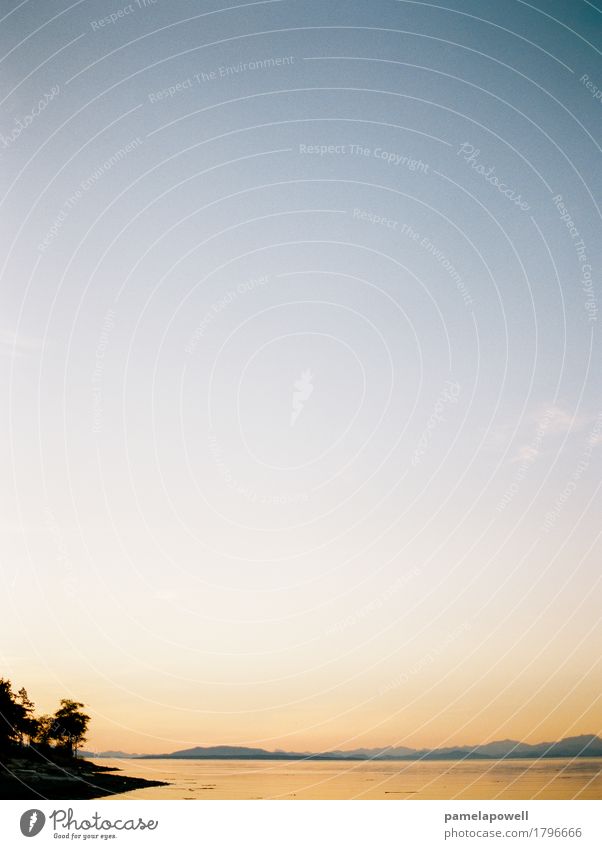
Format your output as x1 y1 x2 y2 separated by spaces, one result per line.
99 757 602 800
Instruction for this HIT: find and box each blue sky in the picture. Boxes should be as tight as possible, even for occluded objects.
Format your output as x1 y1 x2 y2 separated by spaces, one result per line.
1 0 601 752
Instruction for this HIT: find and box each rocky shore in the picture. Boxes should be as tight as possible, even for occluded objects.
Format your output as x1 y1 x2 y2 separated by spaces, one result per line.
0 749 168 800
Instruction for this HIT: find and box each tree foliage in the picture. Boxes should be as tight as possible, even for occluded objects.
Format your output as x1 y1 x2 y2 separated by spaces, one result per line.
0 679 37 749
0 678 90 759
32 714 56 747
52 700 90 757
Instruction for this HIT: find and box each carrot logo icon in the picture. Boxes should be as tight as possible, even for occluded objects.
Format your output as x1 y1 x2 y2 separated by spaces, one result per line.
290 369 314 426
19 809 46 836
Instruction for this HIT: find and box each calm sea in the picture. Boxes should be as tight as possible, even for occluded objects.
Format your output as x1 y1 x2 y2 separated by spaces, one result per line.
95 757 602 800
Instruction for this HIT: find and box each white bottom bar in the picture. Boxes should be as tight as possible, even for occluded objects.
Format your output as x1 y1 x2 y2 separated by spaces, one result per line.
1 799 600 848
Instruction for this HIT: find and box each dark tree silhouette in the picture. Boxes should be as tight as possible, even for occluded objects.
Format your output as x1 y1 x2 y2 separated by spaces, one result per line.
32 714 56 748
51 700 90 758
1 678 90 760
0 678 32 750
16 688 38 744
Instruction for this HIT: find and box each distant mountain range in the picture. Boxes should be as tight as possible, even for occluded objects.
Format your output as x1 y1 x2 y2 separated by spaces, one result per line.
81 734 602 761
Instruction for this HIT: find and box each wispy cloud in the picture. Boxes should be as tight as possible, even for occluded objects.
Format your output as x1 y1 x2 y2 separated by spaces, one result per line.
543 404 589 435
509 405 592 464
488 404 595 465
512 444 540 463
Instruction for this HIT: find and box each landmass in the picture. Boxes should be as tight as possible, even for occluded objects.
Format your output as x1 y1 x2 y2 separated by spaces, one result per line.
0 747 168 800
82 733 602 762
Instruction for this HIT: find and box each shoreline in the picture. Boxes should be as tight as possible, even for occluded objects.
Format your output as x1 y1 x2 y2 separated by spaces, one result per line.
0 753 168 800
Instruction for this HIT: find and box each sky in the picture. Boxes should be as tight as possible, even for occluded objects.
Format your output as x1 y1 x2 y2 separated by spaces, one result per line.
1 0 601 754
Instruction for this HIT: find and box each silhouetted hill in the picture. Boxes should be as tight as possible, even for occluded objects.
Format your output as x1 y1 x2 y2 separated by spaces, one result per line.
402 735 602 761
124 734 602 761
138 745 303 760
321 745 416 759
